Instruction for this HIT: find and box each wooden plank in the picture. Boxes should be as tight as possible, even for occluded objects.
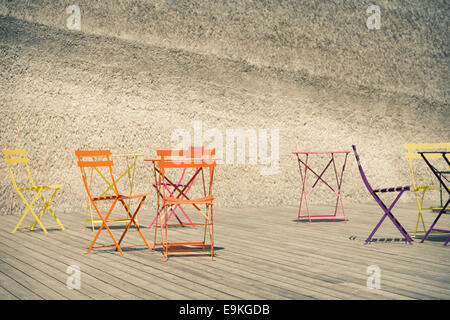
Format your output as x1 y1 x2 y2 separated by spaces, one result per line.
0 258 68 300
214 207 450 298
0 201 449 300
0 285 17 300
0 232 160 300
0 236 119 299
0 265 42 300
39 226 269 299
0 220 222 299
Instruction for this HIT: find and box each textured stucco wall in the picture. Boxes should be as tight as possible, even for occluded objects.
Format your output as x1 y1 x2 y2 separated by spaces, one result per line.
0 1 448 215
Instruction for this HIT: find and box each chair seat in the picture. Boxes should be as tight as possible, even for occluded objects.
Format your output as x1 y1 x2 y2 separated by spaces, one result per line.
414 185 441 191
373 185 410 193
18 184 63 191
93 193 151 201
119 193 151 200
151 183 185 187
163 195 214 205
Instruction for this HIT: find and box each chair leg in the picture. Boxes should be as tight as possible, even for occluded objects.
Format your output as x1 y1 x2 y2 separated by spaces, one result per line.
117 198 152 252
31 188 65 231
413 189 427 238
385 211 414 244
366 190 413 244
12 188 48 234
444 234 450 246
366 213 388 244
86 199 123 255
421 198 450 244
209 205 215 260
383 190 413 244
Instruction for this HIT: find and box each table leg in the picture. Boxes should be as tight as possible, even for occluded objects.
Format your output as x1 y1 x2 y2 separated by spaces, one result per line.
421 198 450 244
297 154 308 223
333 153 348 223
305 157 333 223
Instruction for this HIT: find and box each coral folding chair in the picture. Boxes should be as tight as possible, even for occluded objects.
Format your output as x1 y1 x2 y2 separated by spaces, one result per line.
75 150 152 255
3 149 65 234
352 145 413 244
148 146 203 229
404 143 450 237
153 148 216 260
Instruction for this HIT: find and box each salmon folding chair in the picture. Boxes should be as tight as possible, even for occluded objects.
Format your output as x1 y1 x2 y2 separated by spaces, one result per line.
404 143 450 237
148 146 203 229
352 145 413 244
75 150 152 255
152 148 216 261
3 149 65 234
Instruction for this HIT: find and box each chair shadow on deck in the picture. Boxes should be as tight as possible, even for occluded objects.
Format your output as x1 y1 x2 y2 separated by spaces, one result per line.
366 237 409 243
13 226 65 233
87 246 152 254
291 219 348 223
151 245 225 258
84 224 143 231
413 233 450 242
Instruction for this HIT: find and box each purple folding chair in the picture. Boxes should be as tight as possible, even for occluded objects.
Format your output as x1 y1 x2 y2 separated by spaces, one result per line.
352 145 413 244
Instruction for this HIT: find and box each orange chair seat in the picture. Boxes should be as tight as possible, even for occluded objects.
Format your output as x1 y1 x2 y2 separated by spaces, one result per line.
163 195 214 205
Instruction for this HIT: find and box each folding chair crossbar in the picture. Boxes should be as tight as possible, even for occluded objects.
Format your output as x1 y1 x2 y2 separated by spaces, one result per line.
352 145 413 244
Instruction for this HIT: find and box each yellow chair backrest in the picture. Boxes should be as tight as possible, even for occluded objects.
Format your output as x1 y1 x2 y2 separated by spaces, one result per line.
3 149 36 191
405 143 450 159
404 143 450 187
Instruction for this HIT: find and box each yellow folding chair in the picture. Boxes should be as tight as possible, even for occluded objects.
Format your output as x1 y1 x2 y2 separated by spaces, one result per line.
405 143 450 237
3 149 65 234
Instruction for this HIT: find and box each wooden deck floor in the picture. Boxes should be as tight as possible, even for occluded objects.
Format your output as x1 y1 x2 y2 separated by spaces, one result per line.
0 202 449 300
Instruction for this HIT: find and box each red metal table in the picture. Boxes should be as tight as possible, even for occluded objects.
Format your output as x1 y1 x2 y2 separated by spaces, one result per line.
293 150 350 223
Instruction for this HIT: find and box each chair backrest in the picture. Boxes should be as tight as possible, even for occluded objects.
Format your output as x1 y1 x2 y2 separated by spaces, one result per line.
405 143 450 160
352 145 376 195
404 143 450 188
156 148 216 199
75 150 119 201
353 145 397 213
156 147 216 169
3 149 36 191
156 147 215 162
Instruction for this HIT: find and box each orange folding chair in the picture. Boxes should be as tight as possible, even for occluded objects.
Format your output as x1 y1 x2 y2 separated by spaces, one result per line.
75 150 152 255
152 148 216 261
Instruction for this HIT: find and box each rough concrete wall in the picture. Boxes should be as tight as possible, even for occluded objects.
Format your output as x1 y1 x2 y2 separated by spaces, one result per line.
0 1 448 215
1 0 447 102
